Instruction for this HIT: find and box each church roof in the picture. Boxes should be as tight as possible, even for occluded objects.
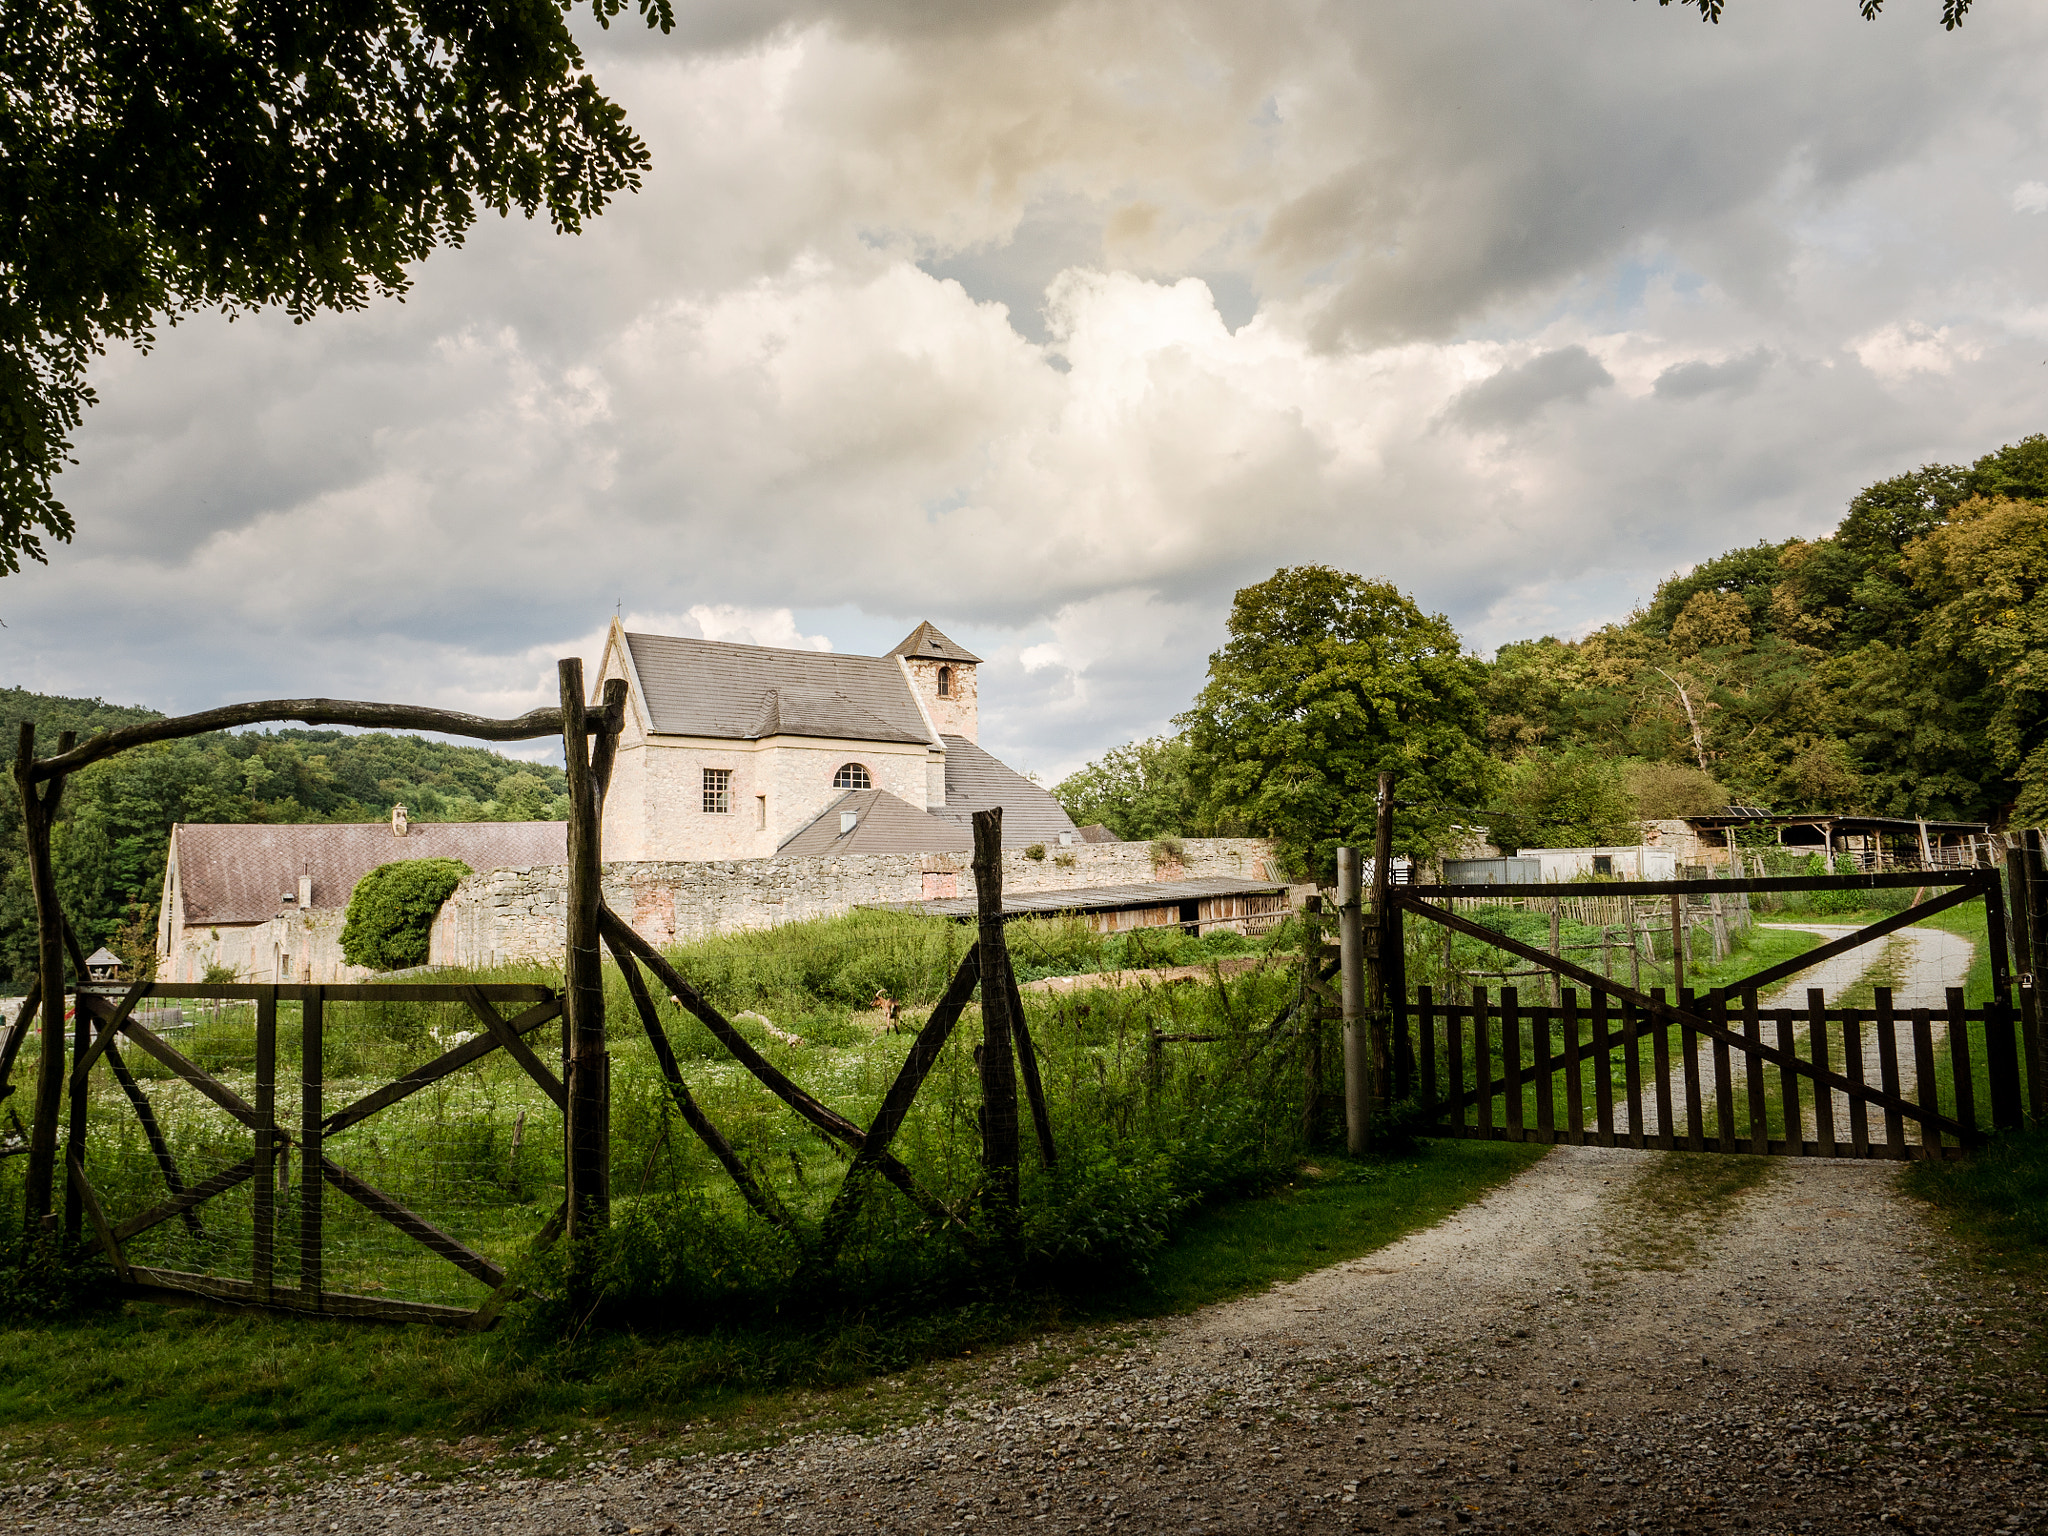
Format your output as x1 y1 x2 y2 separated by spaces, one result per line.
776 789 974 857
931 736 1079 844
170 821 566 925
622 632 933 745
887 621 982 665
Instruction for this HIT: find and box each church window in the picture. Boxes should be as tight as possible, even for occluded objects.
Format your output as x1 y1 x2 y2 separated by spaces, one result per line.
937 665 952 698
702 768 732 813
833 762 872 790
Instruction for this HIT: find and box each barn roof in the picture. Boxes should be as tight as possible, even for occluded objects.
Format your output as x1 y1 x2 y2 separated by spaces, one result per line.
171 821 566 925
622 632 932 744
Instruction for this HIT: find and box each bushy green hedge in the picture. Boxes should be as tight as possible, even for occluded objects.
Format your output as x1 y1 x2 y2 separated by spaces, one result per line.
339 859 472 971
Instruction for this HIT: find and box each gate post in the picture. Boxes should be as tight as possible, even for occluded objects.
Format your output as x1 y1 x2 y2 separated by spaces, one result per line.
12 724 76 1230
1983 870 2025 1132
2006 839 2046 1124
560 659 609 1236
1338 847 1367 1152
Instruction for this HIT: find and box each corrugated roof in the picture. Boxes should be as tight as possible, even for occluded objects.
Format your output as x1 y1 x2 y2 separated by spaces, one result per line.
624 632 932 744
776 789 975 858
173 821 567 925
931 736 1078 844
887 621 982 665
867 875 1288 920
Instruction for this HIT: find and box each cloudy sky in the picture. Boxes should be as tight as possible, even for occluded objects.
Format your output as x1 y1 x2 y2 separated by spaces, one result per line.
6 1 2047 780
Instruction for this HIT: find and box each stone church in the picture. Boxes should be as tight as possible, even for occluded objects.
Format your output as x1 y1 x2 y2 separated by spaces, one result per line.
594 618 1083 861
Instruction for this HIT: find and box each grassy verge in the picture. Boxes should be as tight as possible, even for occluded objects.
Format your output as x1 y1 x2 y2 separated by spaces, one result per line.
0 1140 1543 1482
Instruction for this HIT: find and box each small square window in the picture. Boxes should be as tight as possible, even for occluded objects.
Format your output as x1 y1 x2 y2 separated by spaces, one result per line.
702 767 732 813
1592 854 1614 876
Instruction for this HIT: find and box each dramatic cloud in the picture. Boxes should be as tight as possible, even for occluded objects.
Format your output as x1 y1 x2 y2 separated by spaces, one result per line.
8 1 2048 778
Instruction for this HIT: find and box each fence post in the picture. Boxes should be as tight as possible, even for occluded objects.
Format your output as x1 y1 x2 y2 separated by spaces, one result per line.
560 658 609 1237
971 808 1021 1234
1371 769 1398 1109
1983 870 2025 1131
12 724 75 1231
1339 847 1367 1153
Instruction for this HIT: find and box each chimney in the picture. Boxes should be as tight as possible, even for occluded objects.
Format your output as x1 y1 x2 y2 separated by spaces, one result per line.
298 875 314 909
391 803 409 837
840 810 859 836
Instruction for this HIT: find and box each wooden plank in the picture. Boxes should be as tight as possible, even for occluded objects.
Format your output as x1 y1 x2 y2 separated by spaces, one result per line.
1417 987 1438 1115
607 933 793 1230
1650 993 1676 1151
1680 990 1707 1152
1402 869 1986 900
1532 997 1554 1137
1713 885 1985 1001
320 1156 505 1290
1911 1010 1938 1153
1845 1013 1870 1158
1561 990 1585 1145
1591 989 1615 1147
1621 994 1646 1150
1875 989 1905 1156
460 987 566 1110
301 990 324 1301
121 1267 479 1327
1501 987 1524 1138
101 1038 204 1237
1948 986 1976 1138
1709 992 1738 1152
253 993 276 1305
113 1156 258 1243
1398 893 1974 1142
323 999 563 1136
70 976 153 1084
1776 1011 1803 1156
1445 992 1465 1132
1002 954 1059 1167
114 1015 264 1129
1474 989 1493 1138
1810 990 1836 1157
68 1152 134 1282
65 990 89 1242
1744 992 1768 1156
107 983 555 1002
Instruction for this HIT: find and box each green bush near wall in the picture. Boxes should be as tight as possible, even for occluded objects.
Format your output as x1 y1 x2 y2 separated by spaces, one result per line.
338 859 472 971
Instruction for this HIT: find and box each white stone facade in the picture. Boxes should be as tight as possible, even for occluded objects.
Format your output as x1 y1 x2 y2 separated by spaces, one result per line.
431 838 1281 964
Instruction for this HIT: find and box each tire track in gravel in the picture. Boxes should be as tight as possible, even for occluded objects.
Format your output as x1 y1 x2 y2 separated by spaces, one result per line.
13 1138 2041 1536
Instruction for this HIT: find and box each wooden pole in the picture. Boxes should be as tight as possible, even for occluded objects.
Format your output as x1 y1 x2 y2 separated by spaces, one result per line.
560 658 609 1237
1371 769 1397 1113
1338 846 1367 1153
1669 892 1686 995
14 724 75 1229
1984 873 2024 1131
971 808 1021 1233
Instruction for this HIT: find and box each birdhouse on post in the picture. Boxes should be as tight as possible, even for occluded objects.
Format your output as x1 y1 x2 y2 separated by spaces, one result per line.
85 947 123 983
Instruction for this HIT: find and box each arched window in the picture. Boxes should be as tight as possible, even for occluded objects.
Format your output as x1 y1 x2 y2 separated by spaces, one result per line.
833 762 872 790
937 665 952 698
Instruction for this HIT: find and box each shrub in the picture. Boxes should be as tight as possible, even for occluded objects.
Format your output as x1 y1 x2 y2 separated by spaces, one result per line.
1024 843 1047 861
339 859 472 971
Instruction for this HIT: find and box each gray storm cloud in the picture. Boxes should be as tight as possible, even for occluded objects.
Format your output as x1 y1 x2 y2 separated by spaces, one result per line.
7 0 2047 778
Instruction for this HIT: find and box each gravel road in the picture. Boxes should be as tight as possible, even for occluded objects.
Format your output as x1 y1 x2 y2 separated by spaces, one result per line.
10 1139 2040 1536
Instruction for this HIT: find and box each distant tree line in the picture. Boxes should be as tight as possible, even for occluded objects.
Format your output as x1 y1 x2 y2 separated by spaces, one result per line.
0 690 567 982
1056 433 2048 877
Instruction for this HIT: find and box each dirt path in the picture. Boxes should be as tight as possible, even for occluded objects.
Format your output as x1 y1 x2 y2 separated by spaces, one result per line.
14 1144 2041 1536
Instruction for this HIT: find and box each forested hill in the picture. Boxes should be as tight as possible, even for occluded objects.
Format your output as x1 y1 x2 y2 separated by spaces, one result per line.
2 688 568 982
1055 432 2048 871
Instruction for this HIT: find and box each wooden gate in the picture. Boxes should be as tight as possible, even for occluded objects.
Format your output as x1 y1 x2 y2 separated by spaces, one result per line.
1382 868 2037 1159
62 978 564 1324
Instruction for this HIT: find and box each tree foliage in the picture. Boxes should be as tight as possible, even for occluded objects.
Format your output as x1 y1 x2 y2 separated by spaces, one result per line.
338 858 472 972
1175 566 1494 876
1 686 566 982
1051 736 1208 842
2 0 673 574
1487 749 1639 856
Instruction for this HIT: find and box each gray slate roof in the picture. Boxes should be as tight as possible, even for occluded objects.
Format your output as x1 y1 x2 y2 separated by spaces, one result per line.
888 621 981 665
776 790 974 857
868 875 1287 920
932 736 1078 844
624 632 932 744
172 821 566 925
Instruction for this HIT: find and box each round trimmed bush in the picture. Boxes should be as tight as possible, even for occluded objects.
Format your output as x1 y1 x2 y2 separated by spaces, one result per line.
339 859 472 971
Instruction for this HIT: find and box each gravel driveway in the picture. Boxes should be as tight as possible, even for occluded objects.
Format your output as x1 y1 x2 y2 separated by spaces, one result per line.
10 1138 2041 1536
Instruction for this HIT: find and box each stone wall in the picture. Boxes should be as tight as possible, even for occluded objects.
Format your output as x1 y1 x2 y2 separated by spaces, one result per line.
431 837 1282 965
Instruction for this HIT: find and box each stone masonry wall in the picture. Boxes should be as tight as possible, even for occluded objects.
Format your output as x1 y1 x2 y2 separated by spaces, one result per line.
430 837 1281 965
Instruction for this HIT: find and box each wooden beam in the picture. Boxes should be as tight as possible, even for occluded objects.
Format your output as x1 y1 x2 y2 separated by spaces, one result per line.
71 975 155 1086
972 809 1021 1227
113 1156 258 1243
99 983 556 1002
322 999 562 1136
1402 869 1990 900
31 699 575 781
1718 883 1980 998
67 1153 134 1282
108 1009 265 1130
460 987 566 1110
320 1156 506 1290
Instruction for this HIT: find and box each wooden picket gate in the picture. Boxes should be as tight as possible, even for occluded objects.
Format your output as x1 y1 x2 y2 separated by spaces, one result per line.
1377 867 2038 1159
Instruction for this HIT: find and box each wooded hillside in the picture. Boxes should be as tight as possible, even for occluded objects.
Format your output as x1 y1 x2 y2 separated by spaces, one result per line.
2 690 567 982
1058 433 2048 871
